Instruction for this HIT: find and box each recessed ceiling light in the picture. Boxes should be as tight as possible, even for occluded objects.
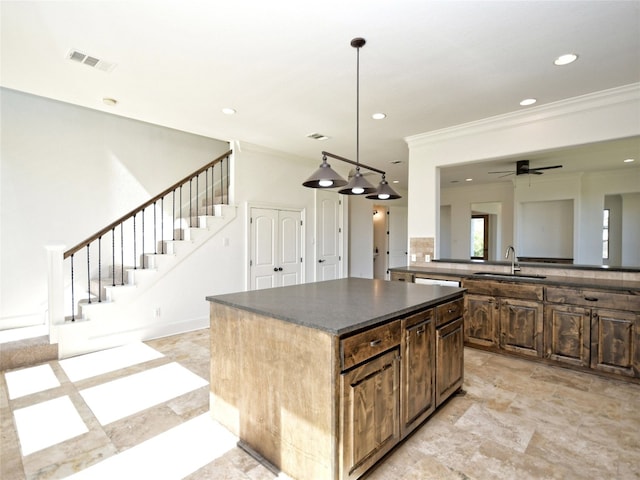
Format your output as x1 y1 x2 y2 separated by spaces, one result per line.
222 107 236 115
520 98 537 106
624 158 635 163
102 97 118 106
554 54 578 66
372 113 386 120
392 180 399 184
465 178 473 182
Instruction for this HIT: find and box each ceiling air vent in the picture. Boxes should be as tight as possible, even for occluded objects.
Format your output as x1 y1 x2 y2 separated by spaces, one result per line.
306 133 330 141
67 49 116 73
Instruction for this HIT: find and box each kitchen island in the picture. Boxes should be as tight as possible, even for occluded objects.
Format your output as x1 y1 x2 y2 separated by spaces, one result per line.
206 277 465 480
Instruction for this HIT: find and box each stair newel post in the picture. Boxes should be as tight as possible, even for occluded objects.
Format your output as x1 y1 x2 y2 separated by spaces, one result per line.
46 245 65 339
226 154 230 204
189 178 193 227
112 228 116 286
179 185 183 240
86 244 91 305
153 201 157 255
70 253 75 321
133 213 137 270
120 223 124 286
172 189 176 242
196 174 199 219
212 164 216 215
206 167 209 216
98 235 102 302
160 197 165 254
141 208 145 269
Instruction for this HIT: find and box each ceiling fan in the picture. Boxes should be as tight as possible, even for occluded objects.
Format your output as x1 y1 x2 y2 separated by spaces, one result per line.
488 160 563 177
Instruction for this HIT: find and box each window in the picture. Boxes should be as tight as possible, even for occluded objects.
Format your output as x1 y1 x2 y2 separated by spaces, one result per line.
602 209 610 260
471 215 489 260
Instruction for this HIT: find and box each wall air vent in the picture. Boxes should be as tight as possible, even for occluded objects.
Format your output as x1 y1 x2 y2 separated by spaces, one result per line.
67 49 116 73
306 133 330 141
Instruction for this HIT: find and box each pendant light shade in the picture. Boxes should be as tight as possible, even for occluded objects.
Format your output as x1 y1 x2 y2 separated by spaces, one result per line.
302 37 401 200
366 175 401 200
338 169 377 195
303 156 348 188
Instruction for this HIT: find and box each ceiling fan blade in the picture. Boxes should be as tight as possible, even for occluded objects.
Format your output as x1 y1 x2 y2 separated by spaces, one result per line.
529 165 563 172
498 172 515 178
488 170 515 174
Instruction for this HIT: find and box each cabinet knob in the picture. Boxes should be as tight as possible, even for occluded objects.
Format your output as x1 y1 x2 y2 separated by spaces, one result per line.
584 296 599 302
273 268 279 272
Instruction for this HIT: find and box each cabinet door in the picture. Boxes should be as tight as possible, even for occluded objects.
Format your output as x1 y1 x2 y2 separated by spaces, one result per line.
591 308 639 378
401 310 435 436
499 299 543 357
464 294 498 348
544 304 591 367
436 317 464 407
340 349 400 480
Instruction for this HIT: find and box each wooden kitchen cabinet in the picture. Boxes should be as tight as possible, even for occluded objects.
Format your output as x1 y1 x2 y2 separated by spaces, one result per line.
499 298 544 358
208 279 465 480
591 308 639 377
462 279 544 357
400 309 435 436
436 316 464 406
546 285 640 378
544 303 591 367
464 293 498 348
341 349 400 480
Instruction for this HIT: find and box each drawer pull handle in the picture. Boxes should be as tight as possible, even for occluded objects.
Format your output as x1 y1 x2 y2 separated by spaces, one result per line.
369 339 382 347
416 328 425 335
448 308 456 313
584 296 599 302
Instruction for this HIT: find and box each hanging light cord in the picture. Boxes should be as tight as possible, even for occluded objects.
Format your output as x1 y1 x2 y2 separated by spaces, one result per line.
355 41 360 170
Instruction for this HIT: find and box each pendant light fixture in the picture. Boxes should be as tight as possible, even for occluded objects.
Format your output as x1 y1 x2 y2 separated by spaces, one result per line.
302 37 401 200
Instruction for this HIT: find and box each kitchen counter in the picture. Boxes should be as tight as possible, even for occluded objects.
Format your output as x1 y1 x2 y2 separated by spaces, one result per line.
206 276 464 336
389 266 640 293
207 278 465 479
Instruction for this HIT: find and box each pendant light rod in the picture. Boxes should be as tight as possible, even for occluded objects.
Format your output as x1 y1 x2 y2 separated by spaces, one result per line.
321 151 386 176
352 37 365 168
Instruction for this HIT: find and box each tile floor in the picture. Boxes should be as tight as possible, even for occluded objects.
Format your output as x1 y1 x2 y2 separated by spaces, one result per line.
1 328 639 479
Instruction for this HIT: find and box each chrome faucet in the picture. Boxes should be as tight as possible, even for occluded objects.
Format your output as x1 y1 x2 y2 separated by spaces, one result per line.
505 245 521 275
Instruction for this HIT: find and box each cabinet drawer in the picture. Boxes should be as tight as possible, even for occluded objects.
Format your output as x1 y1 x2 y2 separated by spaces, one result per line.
436 298 464 327
391 272 414 282
546 286 640 311
341 321 401 371
462 279 543 301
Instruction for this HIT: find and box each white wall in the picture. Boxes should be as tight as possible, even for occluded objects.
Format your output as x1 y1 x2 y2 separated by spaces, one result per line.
0 88 230 330
621 192 640 266
405 84 640 261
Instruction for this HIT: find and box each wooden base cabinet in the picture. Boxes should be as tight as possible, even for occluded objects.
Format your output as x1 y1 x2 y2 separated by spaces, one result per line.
464 294 498 348
544 304 591 367
591 308 639 377
400 309 435 436
341 349 400 480
546 286 640 379
499 298 543 358
436 317 464 406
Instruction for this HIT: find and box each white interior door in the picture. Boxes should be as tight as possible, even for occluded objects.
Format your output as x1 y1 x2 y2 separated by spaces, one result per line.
250 207 302 290
388 206 408 274
316 190 343 281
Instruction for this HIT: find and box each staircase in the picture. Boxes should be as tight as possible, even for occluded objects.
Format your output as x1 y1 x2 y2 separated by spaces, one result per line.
44 150 235 359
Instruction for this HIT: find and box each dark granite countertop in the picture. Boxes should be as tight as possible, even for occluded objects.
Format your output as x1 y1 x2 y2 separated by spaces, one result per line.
206 277 465 336
389 266 640 293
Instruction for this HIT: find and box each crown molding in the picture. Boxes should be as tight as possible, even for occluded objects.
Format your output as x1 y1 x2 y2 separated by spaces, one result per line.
405 83 640 148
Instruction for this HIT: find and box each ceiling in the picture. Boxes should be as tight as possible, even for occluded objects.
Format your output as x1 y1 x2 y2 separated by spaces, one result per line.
2 1 639 190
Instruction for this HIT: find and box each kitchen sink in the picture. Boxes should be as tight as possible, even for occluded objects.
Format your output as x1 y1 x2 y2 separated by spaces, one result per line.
472 272 547 280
